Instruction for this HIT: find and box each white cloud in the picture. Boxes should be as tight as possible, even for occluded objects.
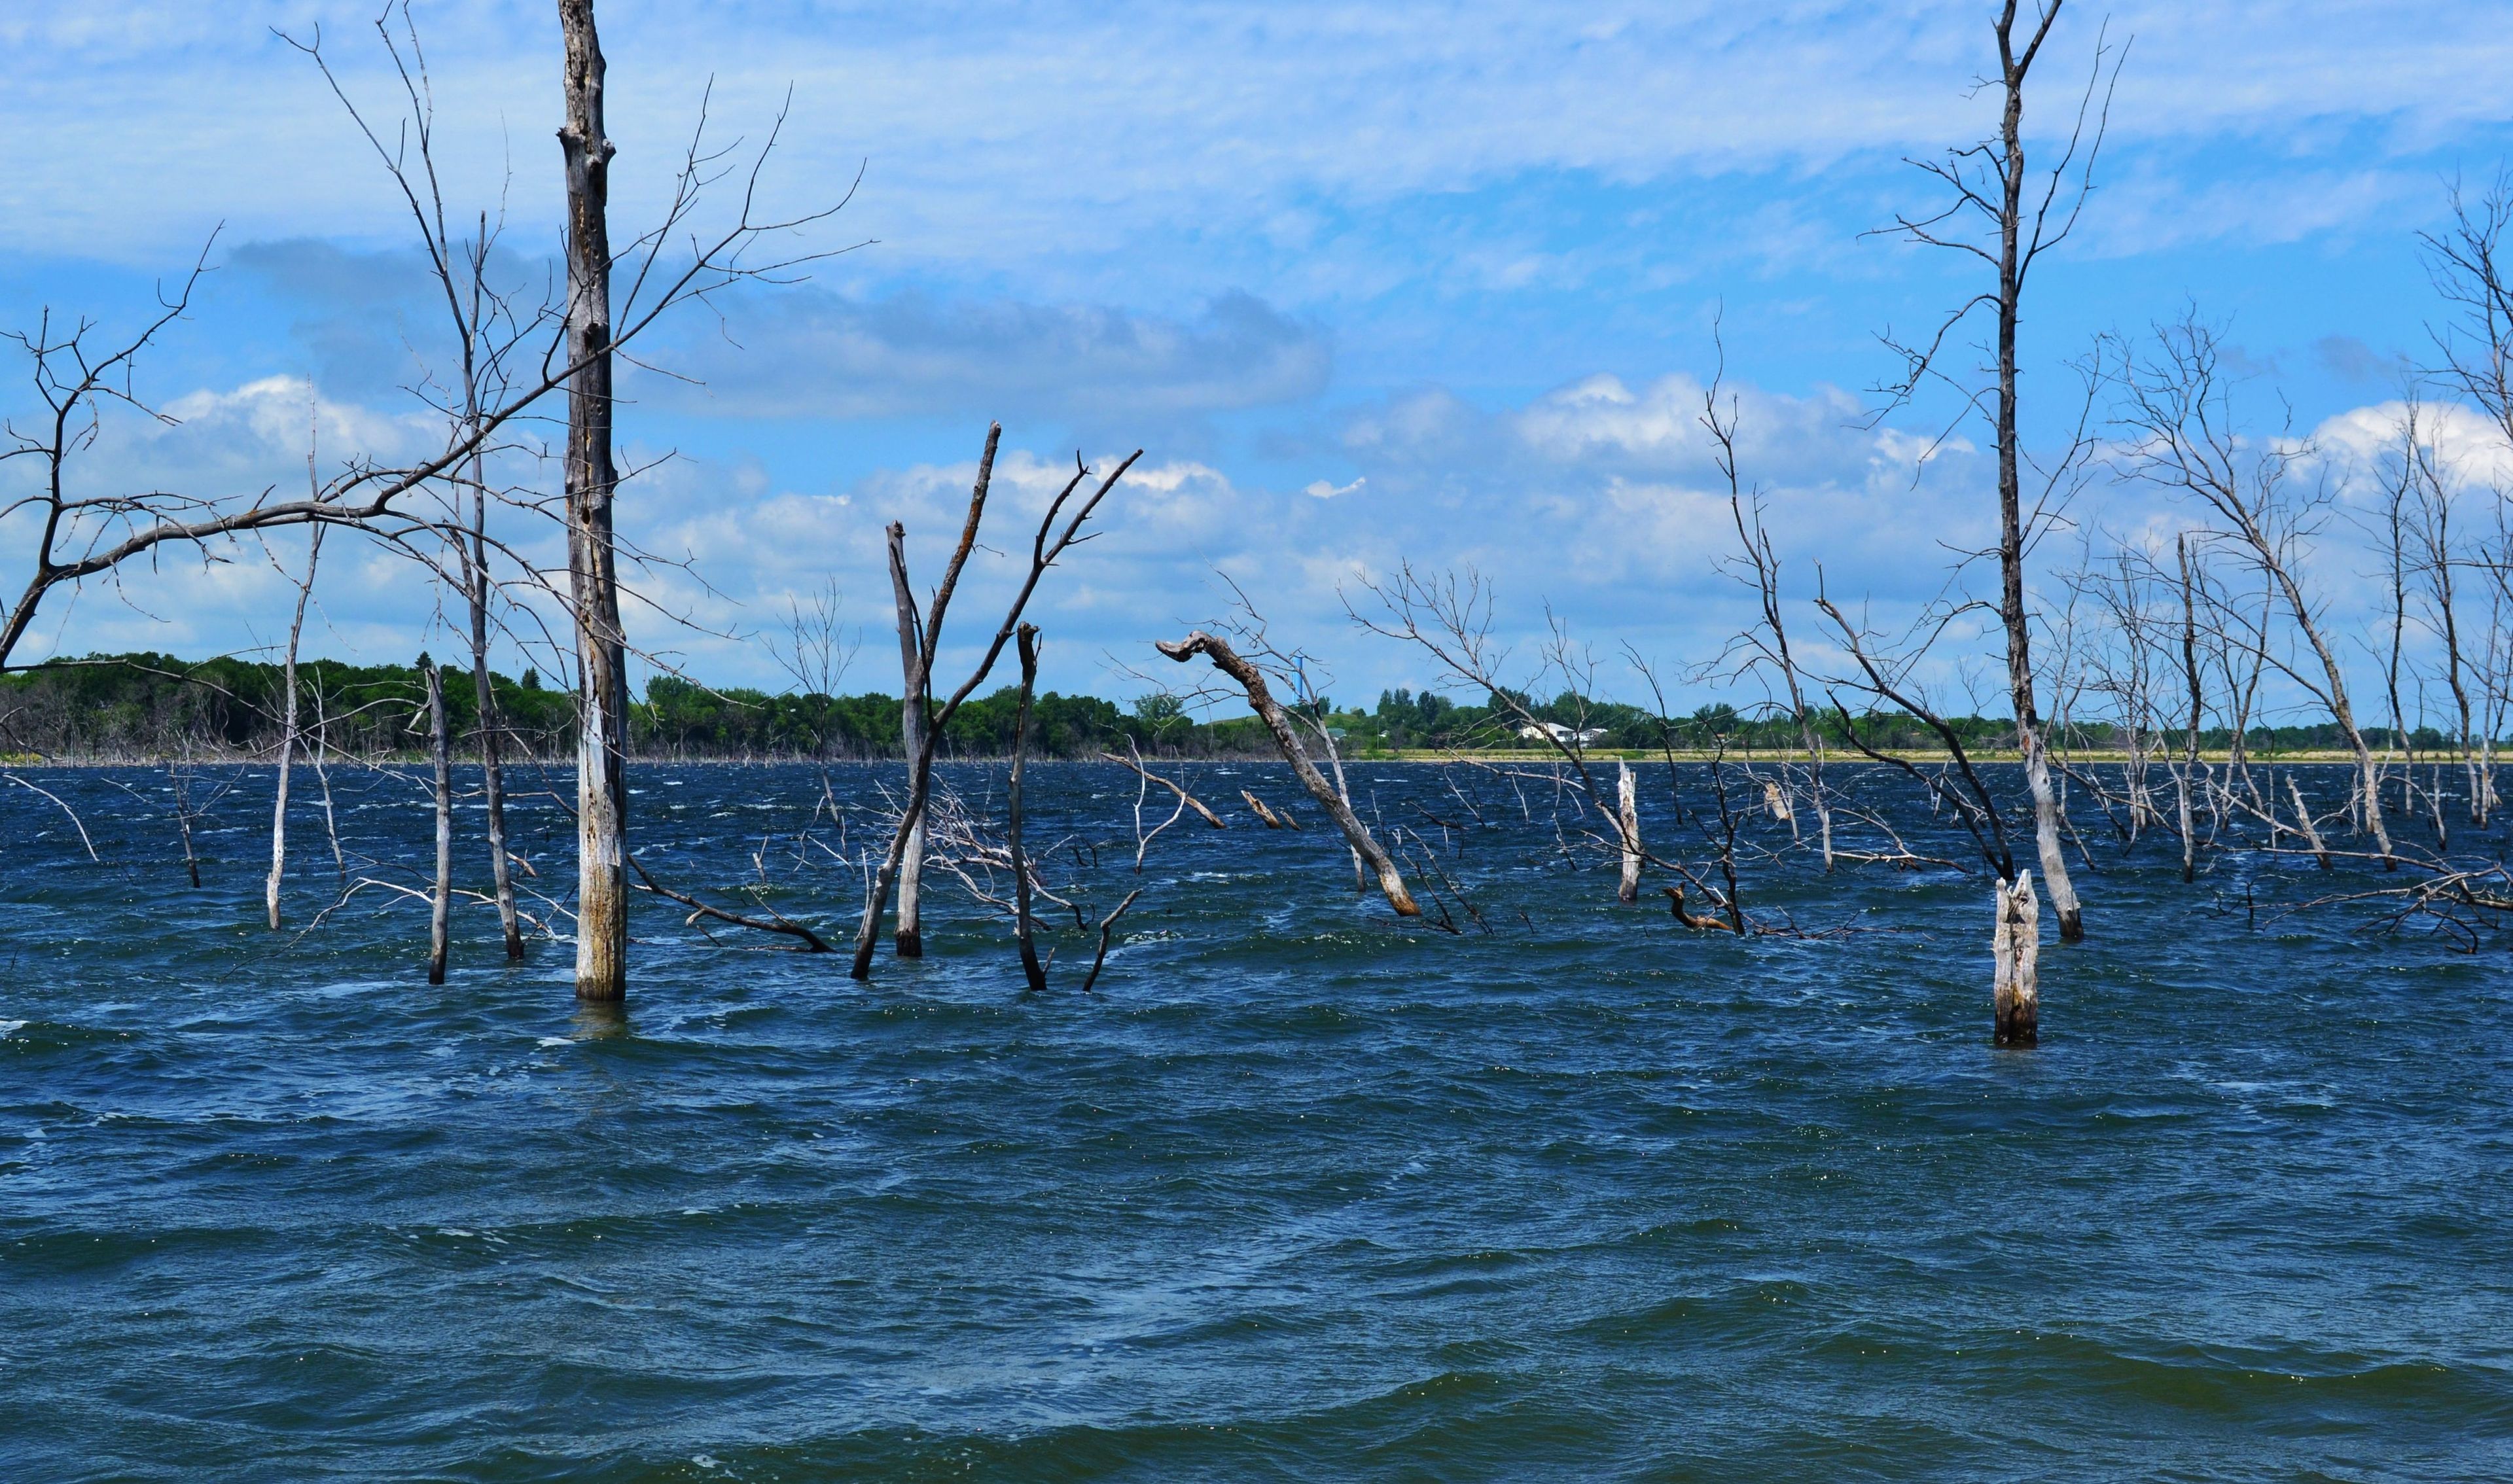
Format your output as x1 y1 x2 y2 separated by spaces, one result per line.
10 355 2510 723
1 1 2506 279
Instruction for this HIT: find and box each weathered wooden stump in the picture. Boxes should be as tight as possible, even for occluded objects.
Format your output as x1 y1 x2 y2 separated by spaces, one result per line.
1993 869 2039 1048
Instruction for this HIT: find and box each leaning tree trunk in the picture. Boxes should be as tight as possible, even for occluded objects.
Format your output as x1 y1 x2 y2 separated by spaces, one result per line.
1007 624 1046 991
2271 563 2394 868
427 659 454 986
885 521 928 957
560 0 627 1000
1159 631 1417 915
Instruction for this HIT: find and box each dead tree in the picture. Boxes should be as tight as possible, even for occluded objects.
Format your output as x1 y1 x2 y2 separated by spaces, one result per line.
1156 629 1419 916
2405 427 2487 826
556 0 628 999
2113 314 2395 866
1705 345 1833 869
1616 761 1643 903
2175 533 2205 882
848 434 1143 980
1348 564 1649 905
279 0 849 995
425 658 453 985
1813 580 2018 881
1102 743 1227 834
268 488 325 930
1993 869 2040 1046
1008 624 1047 991
885 525 931 955
1876 0 2120 940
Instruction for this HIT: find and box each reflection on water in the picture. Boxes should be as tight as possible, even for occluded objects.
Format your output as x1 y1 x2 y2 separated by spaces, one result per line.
1 760 2508 1481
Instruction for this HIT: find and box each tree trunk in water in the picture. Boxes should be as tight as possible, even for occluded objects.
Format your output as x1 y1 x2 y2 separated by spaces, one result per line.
1616 761 1641 904
886 523 928 957
267 701 294 929
268 525 320 930
171 766 200 888
1993 21 2083 942
2286 773 2331 869
560 0 627 1001
1993 870 2039 1047
1158 631 1418 915
427 659 454 986
2177 535 2204 884
1008 624 1046 991
469 483 523 961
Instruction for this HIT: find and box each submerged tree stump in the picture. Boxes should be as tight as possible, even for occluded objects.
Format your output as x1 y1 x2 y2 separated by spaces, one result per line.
1993 870 2039 1048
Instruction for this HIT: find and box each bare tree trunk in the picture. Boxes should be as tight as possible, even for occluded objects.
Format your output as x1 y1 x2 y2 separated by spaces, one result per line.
468 477 522 961
1991 12 2084 942
2177 533 2204 883
171 763 201 888
559 0 627 1000
313 691 345 887
1158 630 1418 915
1993 869 2040 1048
846 431 1138 982
2287 773 2332 868
427 659 453 985
268 523 323 928
885 521 928 957
1008 624 1046 991
2280 569 2393 866
1616 760 1641 904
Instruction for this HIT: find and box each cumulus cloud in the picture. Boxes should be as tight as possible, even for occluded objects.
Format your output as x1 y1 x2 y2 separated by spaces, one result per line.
7 363 2506 718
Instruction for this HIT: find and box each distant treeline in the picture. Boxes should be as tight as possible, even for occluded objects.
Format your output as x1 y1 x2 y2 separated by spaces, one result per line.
0 654 2478 763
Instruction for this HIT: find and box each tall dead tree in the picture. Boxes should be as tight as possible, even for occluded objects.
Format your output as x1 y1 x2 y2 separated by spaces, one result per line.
303 7 533 960
558 0 627 1000
1878 0 2118 940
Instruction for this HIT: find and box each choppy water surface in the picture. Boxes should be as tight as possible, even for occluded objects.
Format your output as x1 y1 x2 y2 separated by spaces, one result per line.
3 760 2508 1481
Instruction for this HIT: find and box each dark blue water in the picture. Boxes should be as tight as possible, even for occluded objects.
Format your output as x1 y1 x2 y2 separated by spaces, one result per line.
3 761 2509 1481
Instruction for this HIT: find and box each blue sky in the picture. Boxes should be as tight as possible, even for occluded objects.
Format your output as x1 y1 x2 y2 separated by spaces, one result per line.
3 1 2510 718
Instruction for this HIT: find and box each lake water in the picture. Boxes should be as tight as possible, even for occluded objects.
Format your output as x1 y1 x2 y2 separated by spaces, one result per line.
3 760 2508 1481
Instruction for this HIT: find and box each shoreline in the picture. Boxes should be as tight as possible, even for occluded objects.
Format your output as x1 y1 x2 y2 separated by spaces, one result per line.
0 749 2446 768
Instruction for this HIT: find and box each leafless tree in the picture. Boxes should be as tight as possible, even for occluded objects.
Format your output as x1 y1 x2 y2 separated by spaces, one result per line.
1873 0 2122 940
848 431 1142 980
1702 351 1833 870
2111 313 2396 866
